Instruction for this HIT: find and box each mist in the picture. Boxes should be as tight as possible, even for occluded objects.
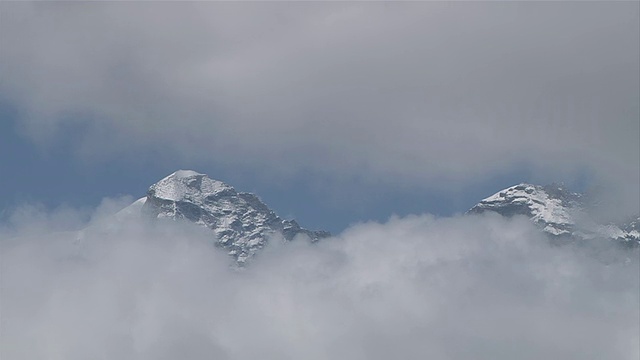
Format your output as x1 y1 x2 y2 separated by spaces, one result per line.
1 202 638 360
1 2 638 217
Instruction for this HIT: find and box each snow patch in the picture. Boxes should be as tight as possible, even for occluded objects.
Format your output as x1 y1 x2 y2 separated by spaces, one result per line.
173 169 204 178
150 170 232 202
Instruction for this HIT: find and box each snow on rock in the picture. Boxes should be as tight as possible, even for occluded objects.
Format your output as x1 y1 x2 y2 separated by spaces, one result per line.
469 183 639 244
470 183 580 233
141 170 330 263
149 170 231 202
112 174 637 262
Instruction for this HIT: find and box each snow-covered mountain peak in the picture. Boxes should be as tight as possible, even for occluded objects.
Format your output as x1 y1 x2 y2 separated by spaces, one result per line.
475 183 582 234
149 170 233 202
469 183 638 243
173 169 204 178
142 170 330 263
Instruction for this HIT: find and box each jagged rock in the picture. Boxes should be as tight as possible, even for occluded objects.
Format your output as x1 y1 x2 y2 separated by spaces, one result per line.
137 170 329 263
469 183 639 244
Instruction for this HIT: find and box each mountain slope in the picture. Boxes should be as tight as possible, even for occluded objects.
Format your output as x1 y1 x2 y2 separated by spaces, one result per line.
117 175 637 263
140 170 330 263
469 183 639 244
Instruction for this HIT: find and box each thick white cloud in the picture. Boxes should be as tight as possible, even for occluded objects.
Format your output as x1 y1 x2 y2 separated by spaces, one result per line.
1 2 638 214
1 202 638 359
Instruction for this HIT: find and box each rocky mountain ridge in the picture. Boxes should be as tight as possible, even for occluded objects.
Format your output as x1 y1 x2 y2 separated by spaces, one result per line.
119 172 638 263
469 183 639 244
131 170 330 263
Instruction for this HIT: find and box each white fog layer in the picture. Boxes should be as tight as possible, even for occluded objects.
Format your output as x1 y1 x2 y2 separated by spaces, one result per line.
1 204 638 360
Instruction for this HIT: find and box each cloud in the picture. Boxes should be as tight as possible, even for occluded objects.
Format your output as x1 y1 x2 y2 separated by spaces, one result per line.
1 202 638 359
1 2 638 207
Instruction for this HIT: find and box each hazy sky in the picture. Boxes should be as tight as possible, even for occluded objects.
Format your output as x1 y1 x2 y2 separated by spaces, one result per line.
1 3 639 358
1 2 638 229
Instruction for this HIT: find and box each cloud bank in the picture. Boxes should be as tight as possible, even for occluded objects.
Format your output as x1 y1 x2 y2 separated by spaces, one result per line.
1 2 638 211
1 202 638 359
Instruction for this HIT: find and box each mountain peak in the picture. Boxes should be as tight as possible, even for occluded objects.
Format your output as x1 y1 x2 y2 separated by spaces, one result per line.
149 170 233 203
142 170 330 263
469 183 579 236
172 169 205 178
469 183 637 243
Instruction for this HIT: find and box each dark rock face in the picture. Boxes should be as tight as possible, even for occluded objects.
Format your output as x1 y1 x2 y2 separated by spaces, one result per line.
142 170 330 263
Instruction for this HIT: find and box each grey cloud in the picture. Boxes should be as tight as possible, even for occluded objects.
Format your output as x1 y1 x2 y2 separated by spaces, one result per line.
1 2 638 214
1 203 638 359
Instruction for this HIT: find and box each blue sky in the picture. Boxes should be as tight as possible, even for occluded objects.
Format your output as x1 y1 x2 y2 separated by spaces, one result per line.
0 107 583 234
0 108 533 234
0 2 638 233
